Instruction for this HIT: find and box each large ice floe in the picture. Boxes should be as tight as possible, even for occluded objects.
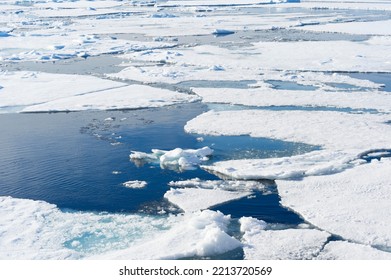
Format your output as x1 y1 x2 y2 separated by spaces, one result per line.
0 196 241 260
277 158 391 250
0 71 198 113
185 110 391 179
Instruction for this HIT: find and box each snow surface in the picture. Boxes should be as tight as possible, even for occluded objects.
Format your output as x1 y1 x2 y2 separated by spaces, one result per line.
317 241 391 260
130 147 213 170
0 196 241 260
277 158 391 249
239 216 330 260
0 71 197 113
164 187 251 212
296 19 391 36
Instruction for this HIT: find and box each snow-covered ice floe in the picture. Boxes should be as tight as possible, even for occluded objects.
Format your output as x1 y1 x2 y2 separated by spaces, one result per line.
185 109 391 179
277 158 391 250
240 216 330 260
91 209 241 260
0 71 198 113
164 188 251 213
0 196 241 260
130 147 213 170
165 178 265 212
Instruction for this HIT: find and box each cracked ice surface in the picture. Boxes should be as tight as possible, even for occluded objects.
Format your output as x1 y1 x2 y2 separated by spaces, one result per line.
277 158 391 249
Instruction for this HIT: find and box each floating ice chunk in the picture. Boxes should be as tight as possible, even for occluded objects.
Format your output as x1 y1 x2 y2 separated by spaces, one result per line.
130 147 213 170
93 210 241 259
277 158 391 248
240 225 330 260
239 217 268 236
317 241 391 260
164 187 251 212
122 180 147 189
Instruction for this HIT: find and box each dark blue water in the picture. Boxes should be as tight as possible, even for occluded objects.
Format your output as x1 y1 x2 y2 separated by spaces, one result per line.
349 73 391 92
0 103 314 224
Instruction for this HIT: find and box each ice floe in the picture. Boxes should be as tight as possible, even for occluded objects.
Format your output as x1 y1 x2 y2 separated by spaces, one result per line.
0 71 125 112
185 109 391 179
200 150 362 180
164 188 251 212
0 71 198 113
239 216 330 260
122 180 147 189
21 84 199 112
193 88 391 113
130 146 213 170
277 158 391 249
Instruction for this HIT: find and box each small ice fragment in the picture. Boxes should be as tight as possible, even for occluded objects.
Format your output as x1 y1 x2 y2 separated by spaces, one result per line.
48 45 65 50
130 147 213 170
196 137 204 142
104 117 115 122
112 171 121 175
122 180 147 189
